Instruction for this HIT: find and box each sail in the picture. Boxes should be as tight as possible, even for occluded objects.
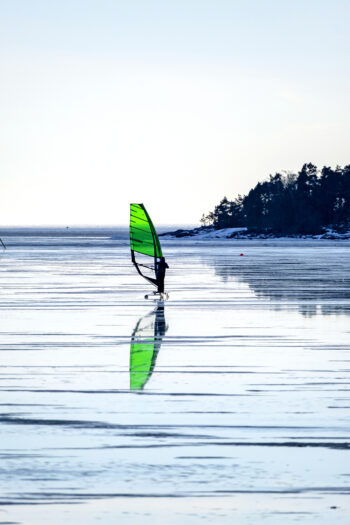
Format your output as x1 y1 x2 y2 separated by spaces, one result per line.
129 303 167 390
130 203 162 258
130 203 167 292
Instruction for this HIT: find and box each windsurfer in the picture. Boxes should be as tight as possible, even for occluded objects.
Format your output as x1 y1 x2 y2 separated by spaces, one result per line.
156 258 169 294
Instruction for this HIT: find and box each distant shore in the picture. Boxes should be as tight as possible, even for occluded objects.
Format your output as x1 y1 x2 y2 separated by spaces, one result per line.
160 226 350 240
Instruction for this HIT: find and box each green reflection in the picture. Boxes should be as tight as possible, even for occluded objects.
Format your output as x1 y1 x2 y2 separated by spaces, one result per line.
130 303 167 390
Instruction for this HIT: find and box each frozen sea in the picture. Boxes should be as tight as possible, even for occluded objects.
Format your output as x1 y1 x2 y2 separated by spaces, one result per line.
0 227 349 524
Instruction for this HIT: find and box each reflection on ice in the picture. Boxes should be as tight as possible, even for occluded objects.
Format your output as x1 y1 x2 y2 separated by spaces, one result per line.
130 303 167 390
210 244 350 316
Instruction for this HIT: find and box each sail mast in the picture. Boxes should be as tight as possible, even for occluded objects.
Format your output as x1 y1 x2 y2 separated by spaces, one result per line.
129 203 168 296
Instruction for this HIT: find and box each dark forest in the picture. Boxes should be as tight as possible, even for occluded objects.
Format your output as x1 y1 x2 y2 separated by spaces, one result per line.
201 163 350 234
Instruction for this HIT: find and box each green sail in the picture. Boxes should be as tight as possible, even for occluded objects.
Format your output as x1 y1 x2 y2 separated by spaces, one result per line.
130 340 158 390
130 203 163 258
130 304 167 390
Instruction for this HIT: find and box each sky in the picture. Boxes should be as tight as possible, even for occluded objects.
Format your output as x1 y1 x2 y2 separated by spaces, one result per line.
1 0 350 226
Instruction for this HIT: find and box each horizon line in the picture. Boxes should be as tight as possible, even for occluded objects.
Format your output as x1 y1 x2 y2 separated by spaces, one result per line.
0 223 198 228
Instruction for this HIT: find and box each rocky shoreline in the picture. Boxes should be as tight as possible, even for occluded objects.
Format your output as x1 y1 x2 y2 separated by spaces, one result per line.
160 226 350 240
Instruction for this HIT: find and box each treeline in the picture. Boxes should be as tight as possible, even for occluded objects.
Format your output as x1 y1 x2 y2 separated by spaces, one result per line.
201 163 350 234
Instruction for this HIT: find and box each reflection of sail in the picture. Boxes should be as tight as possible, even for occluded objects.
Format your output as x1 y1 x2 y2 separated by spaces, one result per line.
130 303 167 390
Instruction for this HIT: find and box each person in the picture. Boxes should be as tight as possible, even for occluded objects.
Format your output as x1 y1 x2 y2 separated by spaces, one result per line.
156 258 169 294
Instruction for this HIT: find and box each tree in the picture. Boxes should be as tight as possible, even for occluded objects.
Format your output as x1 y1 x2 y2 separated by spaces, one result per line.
202 163 350 234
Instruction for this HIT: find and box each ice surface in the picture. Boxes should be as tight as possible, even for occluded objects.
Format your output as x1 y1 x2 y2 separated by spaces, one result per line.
0 229 349 524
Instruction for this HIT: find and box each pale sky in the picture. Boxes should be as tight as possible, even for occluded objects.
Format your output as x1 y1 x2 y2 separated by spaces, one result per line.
1 0 349 225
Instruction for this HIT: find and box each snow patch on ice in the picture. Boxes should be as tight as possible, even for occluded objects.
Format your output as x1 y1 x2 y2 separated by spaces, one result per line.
191 227 247 239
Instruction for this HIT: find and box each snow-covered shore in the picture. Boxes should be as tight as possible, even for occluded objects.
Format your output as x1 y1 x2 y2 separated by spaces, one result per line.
160 226 350 240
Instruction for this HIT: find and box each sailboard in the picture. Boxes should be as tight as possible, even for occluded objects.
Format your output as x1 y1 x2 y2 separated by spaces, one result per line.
129 303 167 390
130 203 169 299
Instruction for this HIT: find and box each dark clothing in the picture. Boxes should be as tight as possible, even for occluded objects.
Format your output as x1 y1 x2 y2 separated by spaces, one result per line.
156 258 169 293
